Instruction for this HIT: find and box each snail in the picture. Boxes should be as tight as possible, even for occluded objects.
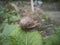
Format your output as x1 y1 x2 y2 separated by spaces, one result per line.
20 16 38 29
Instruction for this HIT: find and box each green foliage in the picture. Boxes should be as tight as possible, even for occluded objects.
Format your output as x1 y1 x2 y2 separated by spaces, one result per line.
0 24 19 45
0 4 43 45
44 26 60 45
2 24 19 36
0 24 43 45
9 16 19 22
1 23 60 45
0 5 9 19
0 2 60 45
9 29 43 45
0 5 19 24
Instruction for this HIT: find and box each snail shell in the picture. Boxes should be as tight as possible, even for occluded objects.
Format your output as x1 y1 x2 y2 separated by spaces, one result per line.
20 16 38 29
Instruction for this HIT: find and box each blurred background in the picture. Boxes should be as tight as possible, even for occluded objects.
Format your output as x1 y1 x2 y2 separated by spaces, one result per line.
0 0 60 45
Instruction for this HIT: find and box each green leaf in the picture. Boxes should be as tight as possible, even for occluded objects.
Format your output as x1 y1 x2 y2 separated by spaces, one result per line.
44 26 60 45
2 24 19 36
9 16 19 22
0 23 43 45
0 24 19 45
9 28 43 45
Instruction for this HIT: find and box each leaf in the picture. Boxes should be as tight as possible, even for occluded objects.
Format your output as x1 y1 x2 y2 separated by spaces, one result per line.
44 26 60 45
9 16 19 22
2 24 19 36
9 28 43 45
0 24 19 45
0 23 43 45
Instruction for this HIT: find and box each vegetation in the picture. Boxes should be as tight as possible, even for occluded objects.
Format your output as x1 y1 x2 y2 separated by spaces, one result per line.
0 1 60 45
0 4 43 45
